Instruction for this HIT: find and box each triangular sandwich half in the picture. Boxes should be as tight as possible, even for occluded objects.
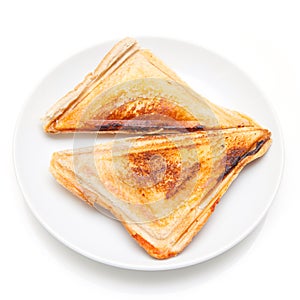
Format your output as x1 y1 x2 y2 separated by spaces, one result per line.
43 38 259 134
50 127 271 259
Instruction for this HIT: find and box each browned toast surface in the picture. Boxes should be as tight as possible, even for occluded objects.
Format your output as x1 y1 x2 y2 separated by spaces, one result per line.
43 38 258 134
50 128 271 259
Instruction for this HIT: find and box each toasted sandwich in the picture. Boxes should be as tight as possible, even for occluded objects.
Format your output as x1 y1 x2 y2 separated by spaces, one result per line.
50 127 271 259
43 38 259 134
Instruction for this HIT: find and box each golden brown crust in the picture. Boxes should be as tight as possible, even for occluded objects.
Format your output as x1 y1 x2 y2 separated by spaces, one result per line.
49 128 271 259
123 138 271 259
43 38 260 134
43 38 140 132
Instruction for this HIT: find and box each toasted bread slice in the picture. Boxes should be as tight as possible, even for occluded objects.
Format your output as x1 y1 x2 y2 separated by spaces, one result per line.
43 38 259 134
50 127 271 259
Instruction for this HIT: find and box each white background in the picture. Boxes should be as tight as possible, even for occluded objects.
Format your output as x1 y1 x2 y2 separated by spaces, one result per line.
1 0 299 298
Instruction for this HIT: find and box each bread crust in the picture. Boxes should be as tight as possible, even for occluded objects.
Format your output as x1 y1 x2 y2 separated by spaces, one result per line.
43 38 259 134
50 128 271 259
43 38 140 132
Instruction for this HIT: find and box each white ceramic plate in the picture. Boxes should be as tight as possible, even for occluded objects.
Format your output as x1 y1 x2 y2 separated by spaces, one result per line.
14 37 284 271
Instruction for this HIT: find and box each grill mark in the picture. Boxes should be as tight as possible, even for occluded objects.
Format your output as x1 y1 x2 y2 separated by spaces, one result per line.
221 139 268 179
127 148 181 193
85 120 205 132
90 96 205 132
166 162 201 199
